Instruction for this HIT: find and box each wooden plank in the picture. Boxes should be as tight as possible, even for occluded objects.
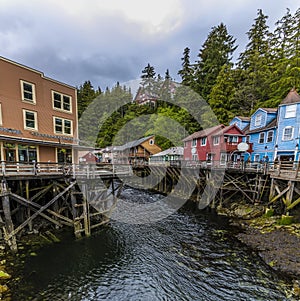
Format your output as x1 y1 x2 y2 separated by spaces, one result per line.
7 181 76 240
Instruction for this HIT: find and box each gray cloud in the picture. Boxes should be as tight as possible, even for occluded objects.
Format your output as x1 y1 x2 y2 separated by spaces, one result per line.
0 0 299 90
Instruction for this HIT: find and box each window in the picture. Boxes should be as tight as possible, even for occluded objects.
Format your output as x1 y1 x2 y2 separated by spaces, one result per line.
200 137 206 146
52 91 72 112
267 131 274 143
57 148 72 163
228 136 238 143
54 117 72 135
254 154 260 162
220 153 227 165
259 132 265 144
149 139 154 145
192 154 198 161
192 138 197 147
283 126 294 141
285 104 296 118
255 114 262 126
23 110 37 130
21 80 36 103
213 136 219 145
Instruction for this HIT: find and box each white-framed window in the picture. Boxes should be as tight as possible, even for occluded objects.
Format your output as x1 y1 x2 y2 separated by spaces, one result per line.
192 154 198 161
52 91 72 112
267 130 274 143
200 137 206 146
149 139 154 145
220 153 227 165
258 132 265 144
255 114 262 126
54 117 72 135
192 138 197 147
23 110 38 130
254 154 260 162
213 136 219 145
285 104 296 118
20 80 36 103
228 136 238 144
282 126 294 141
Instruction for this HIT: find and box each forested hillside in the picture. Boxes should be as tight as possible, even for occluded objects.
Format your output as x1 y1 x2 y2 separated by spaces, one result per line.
77 8 300 149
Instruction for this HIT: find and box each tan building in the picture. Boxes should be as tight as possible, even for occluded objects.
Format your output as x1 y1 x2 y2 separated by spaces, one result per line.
0 56 78 163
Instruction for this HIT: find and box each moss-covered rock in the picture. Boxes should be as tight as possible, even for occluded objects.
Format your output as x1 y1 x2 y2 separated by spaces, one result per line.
279 215 293 226
0 270 11 280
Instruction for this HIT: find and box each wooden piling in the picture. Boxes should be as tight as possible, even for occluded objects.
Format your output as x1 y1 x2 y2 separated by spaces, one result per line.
1 181 17 252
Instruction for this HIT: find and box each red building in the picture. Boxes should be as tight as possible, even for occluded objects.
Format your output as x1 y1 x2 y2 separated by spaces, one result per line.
183 124 249 165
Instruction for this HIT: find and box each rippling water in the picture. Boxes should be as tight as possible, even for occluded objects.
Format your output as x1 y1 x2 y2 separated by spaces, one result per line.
14 187 290 300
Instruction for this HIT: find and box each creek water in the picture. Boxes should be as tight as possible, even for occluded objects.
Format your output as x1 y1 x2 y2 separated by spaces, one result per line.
13 187 290 300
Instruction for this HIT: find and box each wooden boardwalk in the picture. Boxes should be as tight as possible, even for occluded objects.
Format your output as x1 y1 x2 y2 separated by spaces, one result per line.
0 160 299 251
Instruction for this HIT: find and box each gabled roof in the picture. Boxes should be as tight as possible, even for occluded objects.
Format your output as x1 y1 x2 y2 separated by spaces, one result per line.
117 135 155 151
151 147 183 157
260 108 277 113
182 125 224 142
233 116 250 121
212 124 245 137
281 88 300 105
246 118 277 134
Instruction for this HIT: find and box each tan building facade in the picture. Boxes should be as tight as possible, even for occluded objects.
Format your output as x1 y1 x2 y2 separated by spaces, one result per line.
0 56 78 163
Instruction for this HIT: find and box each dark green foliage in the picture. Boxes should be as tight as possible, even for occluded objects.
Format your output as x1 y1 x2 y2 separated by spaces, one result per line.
193 23 237 100
77 80 101 119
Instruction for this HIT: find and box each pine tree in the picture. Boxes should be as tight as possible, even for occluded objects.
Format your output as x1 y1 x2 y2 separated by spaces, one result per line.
178 47 194 86
194 23 237 100
77 80 101 118
234 9 272 111
208 64 236 124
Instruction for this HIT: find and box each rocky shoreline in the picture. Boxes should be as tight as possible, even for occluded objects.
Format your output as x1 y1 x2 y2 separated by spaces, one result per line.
216 201 300 298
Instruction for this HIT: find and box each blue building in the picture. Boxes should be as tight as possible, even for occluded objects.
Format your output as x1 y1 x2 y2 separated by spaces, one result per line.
229 116 250 131
274 88 300 162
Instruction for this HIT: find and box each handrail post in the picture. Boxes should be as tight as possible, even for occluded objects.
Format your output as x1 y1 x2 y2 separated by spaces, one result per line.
1 161 5 176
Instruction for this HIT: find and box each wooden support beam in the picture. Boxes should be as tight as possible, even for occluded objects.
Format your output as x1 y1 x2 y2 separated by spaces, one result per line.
1 181 17 251
7 181 76 240
268 185 290 205
10 193 63 227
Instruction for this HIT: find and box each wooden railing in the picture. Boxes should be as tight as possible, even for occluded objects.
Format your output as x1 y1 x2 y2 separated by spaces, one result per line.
0 160 299 179
0 161 132 178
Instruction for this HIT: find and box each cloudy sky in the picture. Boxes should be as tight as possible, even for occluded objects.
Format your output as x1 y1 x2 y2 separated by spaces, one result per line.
1 0 299 91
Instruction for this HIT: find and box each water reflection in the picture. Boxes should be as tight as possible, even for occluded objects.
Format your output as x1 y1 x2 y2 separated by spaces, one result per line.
15 187 289 300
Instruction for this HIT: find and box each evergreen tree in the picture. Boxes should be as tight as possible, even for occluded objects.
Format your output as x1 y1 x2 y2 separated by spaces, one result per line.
208 64 236 124
234 9 272 111
77 80 101 118
178 47 194 86
194 23 237 99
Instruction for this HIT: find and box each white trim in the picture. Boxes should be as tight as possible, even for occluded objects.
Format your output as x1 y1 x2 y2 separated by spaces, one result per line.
258 132 265 144
200 137 206 146
53 116 73 136
52 90 72 113
213 136 219 145
23 109 38 131
20 80 36 104
254 114 262 126
267 130 274 143
282 126 294 141
285 104 296 118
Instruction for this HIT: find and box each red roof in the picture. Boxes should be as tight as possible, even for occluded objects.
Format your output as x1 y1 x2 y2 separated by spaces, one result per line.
182 124 224 141
212 124 244 136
